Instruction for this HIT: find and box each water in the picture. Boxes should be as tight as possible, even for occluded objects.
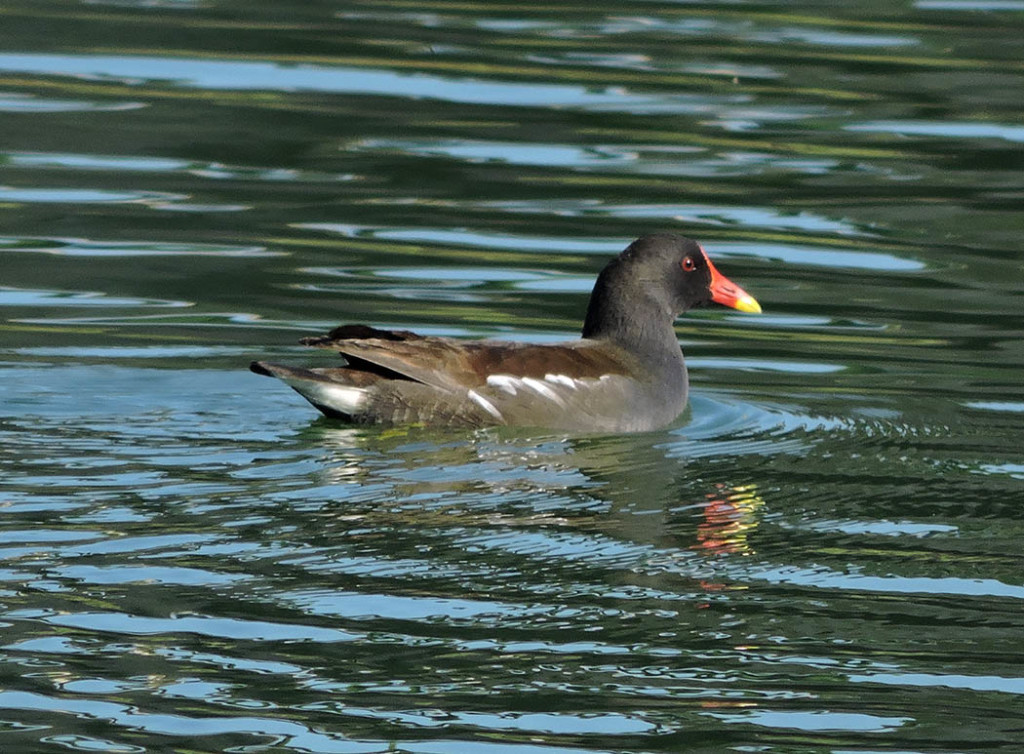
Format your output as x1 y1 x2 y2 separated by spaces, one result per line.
1 1 1023 752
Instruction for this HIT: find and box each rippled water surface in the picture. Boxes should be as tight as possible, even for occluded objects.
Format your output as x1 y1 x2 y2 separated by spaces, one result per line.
2 1 1023 752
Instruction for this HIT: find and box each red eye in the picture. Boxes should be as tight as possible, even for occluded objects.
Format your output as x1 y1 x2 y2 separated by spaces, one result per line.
682 257 696 271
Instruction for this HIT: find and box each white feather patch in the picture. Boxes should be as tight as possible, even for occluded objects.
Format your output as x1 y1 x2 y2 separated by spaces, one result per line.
467 389 504 421
284 378 366 414
544 373 579 389
521 377 567 406
486 374 520 395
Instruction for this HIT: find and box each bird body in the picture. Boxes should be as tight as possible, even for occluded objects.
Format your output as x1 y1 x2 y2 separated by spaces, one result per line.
251 233 760 432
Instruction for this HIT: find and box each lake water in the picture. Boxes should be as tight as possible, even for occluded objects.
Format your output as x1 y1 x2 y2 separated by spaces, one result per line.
1 1 1023 752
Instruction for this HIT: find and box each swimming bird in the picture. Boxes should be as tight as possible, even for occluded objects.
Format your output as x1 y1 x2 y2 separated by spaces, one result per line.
251 233 760 432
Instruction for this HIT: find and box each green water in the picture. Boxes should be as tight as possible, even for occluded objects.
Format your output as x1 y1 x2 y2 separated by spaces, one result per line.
1 1 1023 752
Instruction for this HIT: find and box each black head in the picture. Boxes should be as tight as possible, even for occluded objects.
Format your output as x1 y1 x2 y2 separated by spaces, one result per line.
582 233 759 343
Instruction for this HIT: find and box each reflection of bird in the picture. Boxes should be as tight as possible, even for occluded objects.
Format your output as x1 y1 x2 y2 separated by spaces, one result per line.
251 233 760 432
696 484 766 556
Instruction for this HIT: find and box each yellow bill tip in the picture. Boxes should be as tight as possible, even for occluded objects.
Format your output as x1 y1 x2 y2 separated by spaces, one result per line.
732 294 762 314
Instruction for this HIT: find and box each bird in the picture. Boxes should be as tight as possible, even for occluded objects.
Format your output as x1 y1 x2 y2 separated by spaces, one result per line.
250 233 760 432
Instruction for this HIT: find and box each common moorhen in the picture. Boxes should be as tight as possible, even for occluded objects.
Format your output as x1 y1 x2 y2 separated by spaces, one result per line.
251 233 760 432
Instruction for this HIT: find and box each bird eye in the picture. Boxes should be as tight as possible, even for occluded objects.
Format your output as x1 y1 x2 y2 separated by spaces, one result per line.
681 256 696 271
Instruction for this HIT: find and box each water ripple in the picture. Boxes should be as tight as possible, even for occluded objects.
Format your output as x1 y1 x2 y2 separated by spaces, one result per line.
0 92 144 112
0 286 187 308
0 236 278 257
0 52 754 114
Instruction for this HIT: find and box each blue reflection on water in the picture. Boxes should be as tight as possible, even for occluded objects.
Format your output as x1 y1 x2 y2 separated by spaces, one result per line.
848 120 1024 143
0 53 744 114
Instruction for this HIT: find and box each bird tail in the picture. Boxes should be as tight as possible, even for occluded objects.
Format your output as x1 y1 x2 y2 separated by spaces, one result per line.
250 361 369 419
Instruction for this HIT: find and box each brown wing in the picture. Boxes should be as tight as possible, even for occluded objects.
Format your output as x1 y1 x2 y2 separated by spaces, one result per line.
300 325 638 390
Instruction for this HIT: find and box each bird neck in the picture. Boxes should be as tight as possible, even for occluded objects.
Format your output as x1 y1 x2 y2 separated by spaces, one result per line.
581 287 682 368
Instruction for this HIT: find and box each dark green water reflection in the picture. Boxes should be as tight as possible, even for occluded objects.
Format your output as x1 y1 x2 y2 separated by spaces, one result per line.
1 1 1023 752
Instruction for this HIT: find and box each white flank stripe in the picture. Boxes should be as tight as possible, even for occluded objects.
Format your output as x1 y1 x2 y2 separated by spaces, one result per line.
468 389 504 421
485 374 520 395
521 377 567 406
544 373 579 389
